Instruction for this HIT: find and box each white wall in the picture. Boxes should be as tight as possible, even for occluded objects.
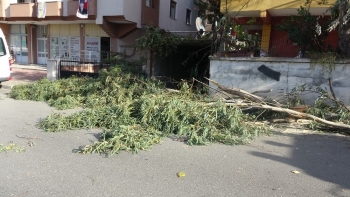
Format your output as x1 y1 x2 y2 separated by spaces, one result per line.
96 0 124 24
117 29 144 59
123 0 142 28
96 0 141 27
159 0 198 33
210 57 350 105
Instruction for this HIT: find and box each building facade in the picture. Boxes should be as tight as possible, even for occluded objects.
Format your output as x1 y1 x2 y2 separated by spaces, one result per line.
0 0 198 65
221 0 337 57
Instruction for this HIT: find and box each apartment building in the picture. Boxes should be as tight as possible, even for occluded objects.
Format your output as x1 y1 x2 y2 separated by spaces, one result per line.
0 0 198 65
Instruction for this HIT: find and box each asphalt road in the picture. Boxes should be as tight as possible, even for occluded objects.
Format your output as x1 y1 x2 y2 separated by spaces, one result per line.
1 88 350 197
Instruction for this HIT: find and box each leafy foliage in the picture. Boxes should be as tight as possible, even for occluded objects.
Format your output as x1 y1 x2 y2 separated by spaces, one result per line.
315 0 350 56
194 0 224 54
287 82 350 130
80 125 162 155
9 77 87 110
277 3 331 56
0 142 25 153
102 54 146 75
221 23 262 55
317 0 350 33
194 0 222 21
9 64 267 156
309 51 339 72
135 26 183 58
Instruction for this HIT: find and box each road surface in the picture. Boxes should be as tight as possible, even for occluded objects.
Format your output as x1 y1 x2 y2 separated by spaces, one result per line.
0 88 350 197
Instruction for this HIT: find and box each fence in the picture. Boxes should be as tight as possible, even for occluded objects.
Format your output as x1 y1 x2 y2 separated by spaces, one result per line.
55 50 124 78
58 59 110 78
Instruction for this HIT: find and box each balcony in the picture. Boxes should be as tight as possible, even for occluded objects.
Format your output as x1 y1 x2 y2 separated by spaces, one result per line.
0 2 5 18
45 1 63 17
67 0 96 16
9 3 35 18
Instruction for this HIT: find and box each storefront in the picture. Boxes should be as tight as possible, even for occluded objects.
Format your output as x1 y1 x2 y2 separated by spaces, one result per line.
10 24 28 64
49 24 110 62
8 24 111 65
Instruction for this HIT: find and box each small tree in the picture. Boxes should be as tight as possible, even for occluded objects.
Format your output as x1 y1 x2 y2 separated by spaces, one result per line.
193 0 224 55
321 0 350 57
278 2 330 57
194 0 259 55
135 26 182 58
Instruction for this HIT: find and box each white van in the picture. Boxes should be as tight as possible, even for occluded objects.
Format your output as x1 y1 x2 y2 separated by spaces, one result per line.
0 28 12 86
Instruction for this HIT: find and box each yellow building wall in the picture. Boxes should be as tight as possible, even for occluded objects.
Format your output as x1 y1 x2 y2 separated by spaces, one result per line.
85 24 108 37
69 24 80 36
50 24 108 37
49 24 60 36
49 24 80 36
260 24 271 52
222 0 336 13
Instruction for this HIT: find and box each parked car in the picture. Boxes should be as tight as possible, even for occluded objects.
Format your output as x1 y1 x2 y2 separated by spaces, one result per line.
0 28 12 86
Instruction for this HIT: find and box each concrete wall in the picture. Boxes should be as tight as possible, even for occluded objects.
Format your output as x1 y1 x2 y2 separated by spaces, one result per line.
210 57 350 105
117 29 143 58
123 0 142 28
159 0 197 33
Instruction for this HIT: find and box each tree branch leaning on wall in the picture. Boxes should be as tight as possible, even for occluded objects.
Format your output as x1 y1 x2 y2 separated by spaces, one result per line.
207 78 350 132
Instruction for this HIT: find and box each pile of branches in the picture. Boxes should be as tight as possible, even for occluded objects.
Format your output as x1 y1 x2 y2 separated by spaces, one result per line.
9 66 267 156
206 78 350 132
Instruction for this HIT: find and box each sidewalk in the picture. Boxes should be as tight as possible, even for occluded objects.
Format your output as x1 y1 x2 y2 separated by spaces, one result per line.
12 63 47 71
0 64 47 89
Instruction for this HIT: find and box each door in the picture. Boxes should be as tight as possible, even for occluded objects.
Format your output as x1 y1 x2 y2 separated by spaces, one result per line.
37 38 47 65
100 37 110 60
10 35 28 64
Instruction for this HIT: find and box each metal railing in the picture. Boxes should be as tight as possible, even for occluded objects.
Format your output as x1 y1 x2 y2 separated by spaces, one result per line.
55 50 123 78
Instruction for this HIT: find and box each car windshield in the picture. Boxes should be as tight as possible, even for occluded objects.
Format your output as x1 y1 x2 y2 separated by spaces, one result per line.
0 38 6 56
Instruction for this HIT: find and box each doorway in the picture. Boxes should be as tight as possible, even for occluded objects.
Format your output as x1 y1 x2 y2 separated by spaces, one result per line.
37 38 47 65
10 35 28 64
100 37 110 60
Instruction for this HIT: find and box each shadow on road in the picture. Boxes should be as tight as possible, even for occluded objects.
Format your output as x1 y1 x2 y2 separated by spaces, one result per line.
249 132 350 196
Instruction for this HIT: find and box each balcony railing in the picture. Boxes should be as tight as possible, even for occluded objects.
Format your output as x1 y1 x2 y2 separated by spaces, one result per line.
45 1 63 17
9 3 35 18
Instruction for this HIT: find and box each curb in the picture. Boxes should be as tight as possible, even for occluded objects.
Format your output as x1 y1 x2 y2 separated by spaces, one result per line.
0 83 13 90
12 66 47 71
12 64 48 71
1 82 33 90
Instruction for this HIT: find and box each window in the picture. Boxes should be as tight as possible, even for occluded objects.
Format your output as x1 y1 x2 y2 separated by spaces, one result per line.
186 9 192 25
10 24 27 34
146 0 153 8
170 0 177 19
0 38 6 56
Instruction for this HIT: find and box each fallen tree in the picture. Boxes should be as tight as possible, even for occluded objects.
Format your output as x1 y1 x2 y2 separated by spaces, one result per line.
8 63 350 156
8 67 268 156
206 78 281 107
207 78 350 132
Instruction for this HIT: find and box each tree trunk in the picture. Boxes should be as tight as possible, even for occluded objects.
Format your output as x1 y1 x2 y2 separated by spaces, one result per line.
210 0 221 55
337 1 350 57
